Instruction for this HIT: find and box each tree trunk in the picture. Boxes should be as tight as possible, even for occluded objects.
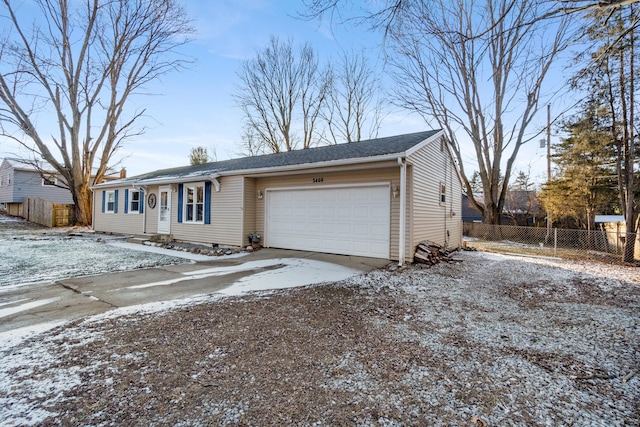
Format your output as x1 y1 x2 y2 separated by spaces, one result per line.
73 184 93 226
623 9 637 263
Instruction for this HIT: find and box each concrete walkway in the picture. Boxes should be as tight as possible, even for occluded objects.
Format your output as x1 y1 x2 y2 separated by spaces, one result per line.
0 249 389 334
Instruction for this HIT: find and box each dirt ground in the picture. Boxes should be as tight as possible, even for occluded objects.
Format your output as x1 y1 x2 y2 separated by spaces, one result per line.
1 251 639 426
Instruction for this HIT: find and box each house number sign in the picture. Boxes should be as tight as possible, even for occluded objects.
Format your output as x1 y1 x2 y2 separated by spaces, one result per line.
148 193 157 209
313 177 323 183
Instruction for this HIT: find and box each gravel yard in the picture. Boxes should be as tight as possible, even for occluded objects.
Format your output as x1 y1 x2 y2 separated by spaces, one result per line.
1 251 639 426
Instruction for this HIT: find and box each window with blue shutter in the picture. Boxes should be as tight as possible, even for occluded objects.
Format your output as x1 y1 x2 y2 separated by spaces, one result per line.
105 191 116 213
177 184 183 223
204 181 211 224
124 189 129 214
139 189 144 214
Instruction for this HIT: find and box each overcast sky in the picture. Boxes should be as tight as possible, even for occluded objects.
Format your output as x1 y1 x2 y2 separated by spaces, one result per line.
2 0 573 182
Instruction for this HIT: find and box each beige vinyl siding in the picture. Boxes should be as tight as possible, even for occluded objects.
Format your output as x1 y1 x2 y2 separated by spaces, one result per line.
254 164 401 260
243 177 257 246
407 136 463 251
93 187 145 235
211 175 244 246
169 176 244 246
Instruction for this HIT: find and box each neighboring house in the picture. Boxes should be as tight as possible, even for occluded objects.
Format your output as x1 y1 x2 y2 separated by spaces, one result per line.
462 190 543 226
0 158 74 215
462 193 483 223
92 130 463 264
503 189 542 226
595 215 640 260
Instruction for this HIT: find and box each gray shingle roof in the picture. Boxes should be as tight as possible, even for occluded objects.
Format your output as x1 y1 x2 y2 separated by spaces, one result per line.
98 130 441 187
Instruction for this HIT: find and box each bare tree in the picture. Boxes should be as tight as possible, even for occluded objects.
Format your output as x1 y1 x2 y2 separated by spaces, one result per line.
303 1 571 224
384 1 571 224
235 36 330 154
0 0 193 225
322 51 384 144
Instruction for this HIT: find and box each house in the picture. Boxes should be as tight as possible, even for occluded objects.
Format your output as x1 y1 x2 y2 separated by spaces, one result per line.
462 193 483 223
595 215 640 260
503 189 542 226
91 130 463 264
0 158 74 216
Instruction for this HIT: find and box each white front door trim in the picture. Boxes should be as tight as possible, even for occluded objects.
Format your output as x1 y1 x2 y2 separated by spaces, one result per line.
158 186 171 234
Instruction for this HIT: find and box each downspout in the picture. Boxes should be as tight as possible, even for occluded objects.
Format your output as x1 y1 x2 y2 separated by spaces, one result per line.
91 189 95 231
398 157 407 266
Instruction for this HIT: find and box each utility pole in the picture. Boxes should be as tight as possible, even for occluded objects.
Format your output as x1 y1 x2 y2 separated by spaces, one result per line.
546 104 552 241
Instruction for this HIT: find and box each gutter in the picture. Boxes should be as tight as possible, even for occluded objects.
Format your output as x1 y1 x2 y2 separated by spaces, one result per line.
90 152 407 190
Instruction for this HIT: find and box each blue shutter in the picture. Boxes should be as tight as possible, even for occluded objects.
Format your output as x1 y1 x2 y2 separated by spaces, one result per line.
101 191 105 213
177 184 183 223
114 189 119 214
124 189 129 214
204 181 211 225
139 189 144 214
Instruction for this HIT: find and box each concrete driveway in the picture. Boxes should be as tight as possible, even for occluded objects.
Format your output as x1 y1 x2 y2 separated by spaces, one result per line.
0 248 389 334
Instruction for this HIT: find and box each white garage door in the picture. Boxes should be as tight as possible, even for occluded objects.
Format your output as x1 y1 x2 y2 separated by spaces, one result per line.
266 185 390 258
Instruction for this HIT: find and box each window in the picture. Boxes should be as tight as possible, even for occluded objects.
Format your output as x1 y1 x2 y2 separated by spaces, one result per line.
42 176 56 186
439 183 446 204
184 183 204 223
129 190 140 213
106 191 116 213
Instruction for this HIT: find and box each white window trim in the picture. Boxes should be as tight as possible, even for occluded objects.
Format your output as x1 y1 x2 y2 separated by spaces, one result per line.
183 182 205 224
42 176 57 187
106 190 116 213
128 190 141 214
439 182 446 205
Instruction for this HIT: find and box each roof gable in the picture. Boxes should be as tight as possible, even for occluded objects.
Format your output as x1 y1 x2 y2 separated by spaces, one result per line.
98 130 442 187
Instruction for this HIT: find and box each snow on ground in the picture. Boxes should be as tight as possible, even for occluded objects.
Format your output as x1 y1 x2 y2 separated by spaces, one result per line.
123 257 360 295
480 251 639 285
0 251 637 425
0 233 188 288
0 214 248 288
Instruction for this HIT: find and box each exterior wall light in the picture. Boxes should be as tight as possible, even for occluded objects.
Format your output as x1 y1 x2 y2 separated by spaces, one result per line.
257 190 263 200
392 185 399 198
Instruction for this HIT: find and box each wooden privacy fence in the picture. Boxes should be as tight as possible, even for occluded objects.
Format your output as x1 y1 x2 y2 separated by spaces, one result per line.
23 198 74 227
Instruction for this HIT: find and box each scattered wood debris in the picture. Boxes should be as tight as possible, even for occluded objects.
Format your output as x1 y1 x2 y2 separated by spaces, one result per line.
413 241 461 267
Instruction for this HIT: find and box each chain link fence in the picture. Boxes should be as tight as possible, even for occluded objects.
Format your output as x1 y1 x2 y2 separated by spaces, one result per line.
463 222 640 264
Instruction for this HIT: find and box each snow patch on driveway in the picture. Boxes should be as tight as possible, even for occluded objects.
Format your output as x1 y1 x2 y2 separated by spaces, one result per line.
221 258 361 295
125 258 361 294
0 297 60 319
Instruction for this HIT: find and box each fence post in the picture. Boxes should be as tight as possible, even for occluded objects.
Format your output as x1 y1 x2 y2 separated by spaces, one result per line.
554 228 557 257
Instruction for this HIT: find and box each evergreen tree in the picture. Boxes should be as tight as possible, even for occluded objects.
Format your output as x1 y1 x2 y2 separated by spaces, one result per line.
540 100 619 230
189 147 211 165
570 4 640 261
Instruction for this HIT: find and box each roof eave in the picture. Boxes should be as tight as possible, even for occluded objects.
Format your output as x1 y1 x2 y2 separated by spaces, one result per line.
220 152 406 177
91 152 407 189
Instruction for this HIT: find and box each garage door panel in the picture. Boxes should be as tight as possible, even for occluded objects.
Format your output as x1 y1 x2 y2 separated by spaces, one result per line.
266 185 390 258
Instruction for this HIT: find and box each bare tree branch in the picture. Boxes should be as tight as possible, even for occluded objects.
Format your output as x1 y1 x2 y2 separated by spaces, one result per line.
0 0 193 224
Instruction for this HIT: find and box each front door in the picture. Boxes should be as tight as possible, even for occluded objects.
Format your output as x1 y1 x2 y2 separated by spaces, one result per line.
158 186 171 234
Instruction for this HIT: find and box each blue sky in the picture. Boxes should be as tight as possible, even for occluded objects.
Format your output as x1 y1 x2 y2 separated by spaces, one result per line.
1 0 569 183
121 0 577 183
116 0 428 176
